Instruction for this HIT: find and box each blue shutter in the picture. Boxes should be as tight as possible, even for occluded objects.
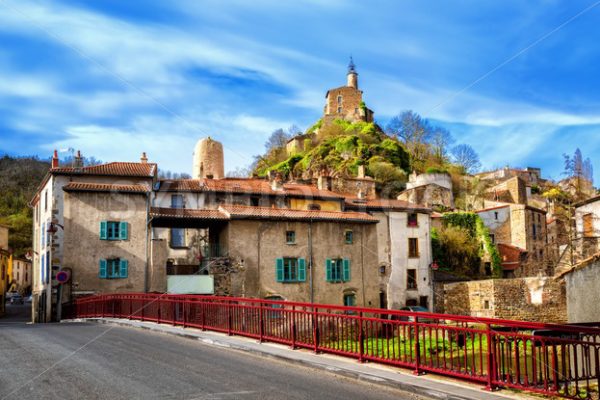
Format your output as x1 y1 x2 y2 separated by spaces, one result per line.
100 221 107 240
99 259 107 278
119 222 128 240
41 254 45 282
343 259 351 282
297 258 306 282
326 259 332 282
119 259 128 278
276 258 284 282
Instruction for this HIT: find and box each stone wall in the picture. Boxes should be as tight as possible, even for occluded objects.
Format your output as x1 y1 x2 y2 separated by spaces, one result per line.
563 257 600 323
440 277 567 323
397 184 454 209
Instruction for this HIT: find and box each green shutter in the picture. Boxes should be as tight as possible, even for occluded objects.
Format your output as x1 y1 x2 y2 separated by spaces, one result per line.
99 259 107 278
326 258 332 282
297 258 306 282
119 259 128 278
119 222 128 240
276 258 284 282
100 221 107 240
343 259 351 282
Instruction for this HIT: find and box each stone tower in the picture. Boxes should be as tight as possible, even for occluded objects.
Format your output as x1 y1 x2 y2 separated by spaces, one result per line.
193 137 224 179
347 56 358 89
321 58 373 125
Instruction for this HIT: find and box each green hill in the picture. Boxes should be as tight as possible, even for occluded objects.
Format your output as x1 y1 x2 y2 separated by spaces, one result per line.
0 155 50 257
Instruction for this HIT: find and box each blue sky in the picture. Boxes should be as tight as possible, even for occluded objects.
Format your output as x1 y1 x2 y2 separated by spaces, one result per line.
1 0 600 183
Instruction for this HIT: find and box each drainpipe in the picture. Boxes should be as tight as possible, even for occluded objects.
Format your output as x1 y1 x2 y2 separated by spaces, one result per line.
309 219 314 304
360 224 366 306
144 191 151 293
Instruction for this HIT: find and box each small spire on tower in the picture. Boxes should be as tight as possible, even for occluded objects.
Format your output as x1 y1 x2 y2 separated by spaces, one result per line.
348 56 356 74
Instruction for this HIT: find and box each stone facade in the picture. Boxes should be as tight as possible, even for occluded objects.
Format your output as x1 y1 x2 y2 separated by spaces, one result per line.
477 203 548 277
485 176 528 204
62 190 150 295
11 258 32 294
575 196 600 260
398 172 454 210
440 277 567 323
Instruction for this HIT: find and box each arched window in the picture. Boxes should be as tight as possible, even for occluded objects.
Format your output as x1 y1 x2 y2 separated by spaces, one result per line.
337 95 342 104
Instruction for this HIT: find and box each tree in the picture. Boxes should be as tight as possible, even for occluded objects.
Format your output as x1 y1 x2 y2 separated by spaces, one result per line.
385 111 432 171
430 127 454 165
563 148 594 200
451 144 481 174
264 128 292 152
226 166 252 178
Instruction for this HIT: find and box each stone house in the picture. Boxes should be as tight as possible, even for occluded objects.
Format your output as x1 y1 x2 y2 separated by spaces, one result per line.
29 151 156 322
345 198 433 310
476 202 548 277
574 195 600 260
10 258 32 295
557 252 600 323
397 172 454 210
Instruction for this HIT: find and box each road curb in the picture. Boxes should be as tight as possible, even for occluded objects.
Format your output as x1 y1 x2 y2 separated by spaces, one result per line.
64 318 526 400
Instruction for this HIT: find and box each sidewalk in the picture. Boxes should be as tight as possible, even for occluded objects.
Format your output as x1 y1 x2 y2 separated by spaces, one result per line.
65 318 536 400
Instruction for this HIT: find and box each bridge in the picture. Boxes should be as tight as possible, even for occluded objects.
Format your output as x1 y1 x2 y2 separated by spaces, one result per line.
64 293 600 399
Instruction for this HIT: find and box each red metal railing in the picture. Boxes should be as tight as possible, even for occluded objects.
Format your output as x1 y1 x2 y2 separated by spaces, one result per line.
66 294 600 399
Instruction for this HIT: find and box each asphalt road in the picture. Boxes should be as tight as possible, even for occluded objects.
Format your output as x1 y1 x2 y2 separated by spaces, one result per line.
0 304 422 400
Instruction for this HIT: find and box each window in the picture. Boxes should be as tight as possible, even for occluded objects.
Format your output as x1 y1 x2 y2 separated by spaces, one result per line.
489 234 495 244
345 230 353 244
275 258 306 283
337 95 342 104
100 221 128 240
99 258 128 279
41 223 45 249
407 213 418 227
44 190 48 211
250 196 260 206
484 262 492 276
532 223 537 240
484 300 490 310
343 293 356 307
286 231 296 244
308 203 321 210
407 269 417 289
408 238 419 258
419 296 428 309
170 228 186 248
326 258 350 282
171 194 184 208
337 106 342 114
583 213 594 237
494 211 499 220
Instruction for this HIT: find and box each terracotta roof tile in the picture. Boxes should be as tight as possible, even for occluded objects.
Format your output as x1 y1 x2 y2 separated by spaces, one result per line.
219 204 378 223
150 207 229 220
159 178 344 200
344 197 430 213
63 182 150 194
497 243 527 271
52 162 156 177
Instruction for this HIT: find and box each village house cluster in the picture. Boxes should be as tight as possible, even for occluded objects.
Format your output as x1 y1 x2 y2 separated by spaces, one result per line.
27 61 599 325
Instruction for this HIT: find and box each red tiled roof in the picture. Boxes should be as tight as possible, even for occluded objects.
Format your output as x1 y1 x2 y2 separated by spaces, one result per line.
497 243 527 271
52 162 157 177
344 197 430 213
62 182 150 194
475 204 511 213
219 204 378 223
150 207 229 220
159 178 344 200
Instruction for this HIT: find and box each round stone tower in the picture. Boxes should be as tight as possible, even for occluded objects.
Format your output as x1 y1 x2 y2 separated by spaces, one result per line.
192 137 224 179
347 56 358 89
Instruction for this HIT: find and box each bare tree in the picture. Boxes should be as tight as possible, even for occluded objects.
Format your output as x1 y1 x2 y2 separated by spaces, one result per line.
451 144 481 174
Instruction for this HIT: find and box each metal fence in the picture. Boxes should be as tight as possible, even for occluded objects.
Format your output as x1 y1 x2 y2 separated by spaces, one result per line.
66 294 600 399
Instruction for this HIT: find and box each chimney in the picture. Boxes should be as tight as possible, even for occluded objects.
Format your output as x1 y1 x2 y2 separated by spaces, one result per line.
271 172 284 191
317 174 332 191
74 150 83 168
51 150 59 169
357 165 365 179
140 152 148 163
